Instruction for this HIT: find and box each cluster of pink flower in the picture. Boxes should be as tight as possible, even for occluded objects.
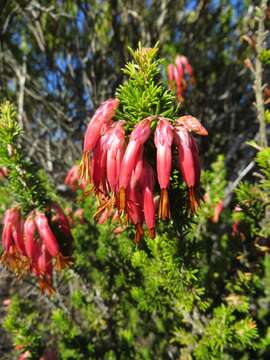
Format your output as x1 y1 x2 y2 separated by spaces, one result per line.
1 203 71 294
167 55 194 102
80 98 208 242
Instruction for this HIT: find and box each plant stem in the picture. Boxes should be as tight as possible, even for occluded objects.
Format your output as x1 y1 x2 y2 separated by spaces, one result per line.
255 0 268 147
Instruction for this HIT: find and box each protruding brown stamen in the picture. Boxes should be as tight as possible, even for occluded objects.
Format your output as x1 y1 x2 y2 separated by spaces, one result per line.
119 187 126 210
55 253 72 271
158 189 170 220
79 152 91 181
135 224 144 244
148 228 156 239
39 279 55 296
188 187 199 213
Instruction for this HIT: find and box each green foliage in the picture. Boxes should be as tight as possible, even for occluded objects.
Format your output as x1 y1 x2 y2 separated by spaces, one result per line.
259 49 270 65
194 305 258 359
265 109 270 124
0 101 50 213
116 44 177 130
3 296 44 359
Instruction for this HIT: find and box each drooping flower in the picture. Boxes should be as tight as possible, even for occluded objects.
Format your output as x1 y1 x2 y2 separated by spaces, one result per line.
174 123 201 212
36 244 54 295
35 211 69 270
64 165 80 191
212 200 224 223
80 98 119 180
167 64 175 88
142 162 156 238
51 202 73 242
167 55 194 102
1 207 28 273
175 56 184 79
118 117 152 210
154 118 173 220
173 66 184 102
24 213 40 269
126 176 145 243
106 120 126 193
179 55 194 78
84 98 119 153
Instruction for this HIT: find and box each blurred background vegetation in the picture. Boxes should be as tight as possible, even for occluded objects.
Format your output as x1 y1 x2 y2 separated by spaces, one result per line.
0 0 269 359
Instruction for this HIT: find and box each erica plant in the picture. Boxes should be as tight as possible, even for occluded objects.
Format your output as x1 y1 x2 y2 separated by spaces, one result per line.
0 102 72 294
80 44 208 242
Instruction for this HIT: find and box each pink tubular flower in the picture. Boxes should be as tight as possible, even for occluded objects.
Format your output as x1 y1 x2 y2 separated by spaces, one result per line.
1 207 28 272
154 118 173 220
106 121 126 192
173 66 183 102
175 56 184 79
179 55 194 78
64 165 80 191
37 244 54 295
12 216 26 256
174 124 201 212
51 202 72 241
1 220 12 254
167 64 175 88
91 127 112 194
212 200 224 223
35 211 68 270
126 180 144 243
142 162 156 238
80 98 119 180
177 115 208 136
24 213 40 268
83 98 119 153
130 150 144 189
35 211 59 256
118 117 153 210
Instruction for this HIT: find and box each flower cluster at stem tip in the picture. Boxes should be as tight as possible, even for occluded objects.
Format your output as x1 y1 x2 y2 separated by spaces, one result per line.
1 203 72 295
167 55 195 103
80 46 208 243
